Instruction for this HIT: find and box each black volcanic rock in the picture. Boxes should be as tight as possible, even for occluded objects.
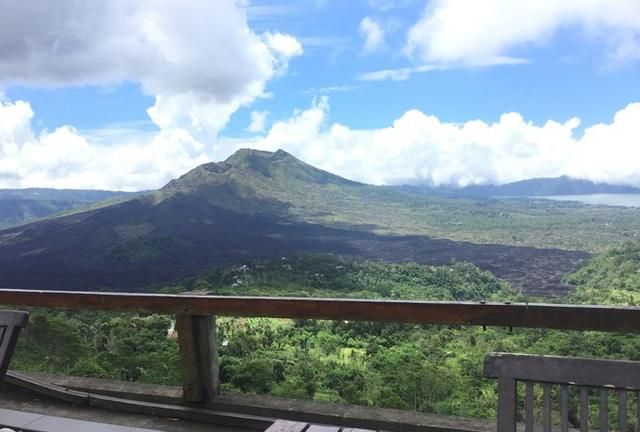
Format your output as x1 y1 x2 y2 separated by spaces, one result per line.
0 149 589 296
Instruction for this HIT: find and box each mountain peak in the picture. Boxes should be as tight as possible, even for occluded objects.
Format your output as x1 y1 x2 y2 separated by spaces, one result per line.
221 148 300 174
224 148 294 165
157 148 361 209
172 148 358 186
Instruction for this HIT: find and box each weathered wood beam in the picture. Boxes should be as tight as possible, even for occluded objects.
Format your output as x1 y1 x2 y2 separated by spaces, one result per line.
175 314 219 404
1 289 640 333
4 371 89 405
496 377 516 432
0 309 29 383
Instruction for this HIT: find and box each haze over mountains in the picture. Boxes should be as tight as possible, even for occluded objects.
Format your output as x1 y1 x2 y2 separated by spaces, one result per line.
0 189 138 228
0 149 592 295
398 176 640 198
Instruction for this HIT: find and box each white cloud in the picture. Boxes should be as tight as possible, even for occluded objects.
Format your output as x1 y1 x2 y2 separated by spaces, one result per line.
303 85 361 95
0 99 208 190
406 0 640 66
247 98 640 188
359 17 385 53
298 36 350 48
358 56 527 81
0 0 304 190
566 103 640 185
0 0 302 141
4 95 640 190
248 111 269 133
359 64 437 81
264 32 304 75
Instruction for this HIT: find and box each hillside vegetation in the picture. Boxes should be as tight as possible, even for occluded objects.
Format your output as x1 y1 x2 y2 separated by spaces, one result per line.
176 255 513 300
566 241 640 305
10 249 640 426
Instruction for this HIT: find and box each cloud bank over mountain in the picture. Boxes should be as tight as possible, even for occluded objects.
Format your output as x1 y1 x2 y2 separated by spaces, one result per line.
248 98 640 188
0 0 639 191
0 0 301 190
2 94 640 189
0 99 210 190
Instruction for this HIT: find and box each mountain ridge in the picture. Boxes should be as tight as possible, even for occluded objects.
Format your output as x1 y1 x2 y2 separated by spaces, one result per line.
147 148 369 219
162 148 360 193
0 188 138 228
0 149 592 295
397 176 640 197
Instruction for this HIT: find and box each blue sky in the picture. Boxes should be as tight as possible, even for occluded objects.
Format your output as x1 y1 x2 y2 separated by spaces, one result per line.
1 0 640 190
240 0 640 132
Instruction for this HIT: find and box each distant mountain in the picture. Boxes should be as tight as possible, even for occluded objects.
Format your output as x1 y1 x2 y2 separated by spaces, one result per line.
0 149 588 295
156 148 362 215
396 176 640 198
0 188 138 228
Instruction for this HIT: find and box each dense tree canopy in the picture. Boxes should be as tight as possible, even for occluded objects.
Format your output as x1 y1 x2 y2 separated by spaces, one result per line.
10 251 640 425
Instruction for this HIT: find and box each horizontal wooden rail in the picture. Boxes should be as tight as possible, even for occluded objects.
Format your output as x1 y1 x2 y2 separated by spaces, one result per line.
484 352 640 388
1 289 640 333
4 288 640 409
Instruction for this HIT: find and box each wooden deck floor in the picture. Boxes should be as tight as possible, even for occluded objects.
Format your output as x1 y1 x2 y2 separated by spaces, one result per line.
1 372 495 432
0 407 166 432
0 389 254 432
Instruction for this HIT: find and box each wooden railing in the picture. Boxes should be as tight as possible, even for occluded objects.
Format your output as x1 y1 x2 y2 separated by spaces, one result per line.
484 353 640 432
2 289 640 406
0 310 29 383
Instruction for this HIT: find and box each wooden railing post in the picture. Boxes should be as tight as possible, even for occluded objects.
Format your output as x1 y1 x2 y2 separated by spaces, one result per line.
497 377 517 432
176 314 219 405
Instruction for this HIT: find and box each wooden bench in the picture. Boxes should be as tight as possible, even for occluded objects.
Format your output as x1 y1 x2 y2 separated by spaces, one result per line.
484 352 640 432
265 419 375 431
0 310 29 385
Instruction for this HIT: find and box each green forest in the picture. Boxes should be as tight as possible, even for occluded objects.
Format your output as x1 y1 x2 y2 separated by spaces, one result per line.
10 242 640 425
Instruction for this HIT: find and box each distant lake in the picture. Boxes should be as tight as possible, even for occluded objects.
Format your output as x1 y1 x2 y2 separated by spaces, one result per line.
537 194 640 208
